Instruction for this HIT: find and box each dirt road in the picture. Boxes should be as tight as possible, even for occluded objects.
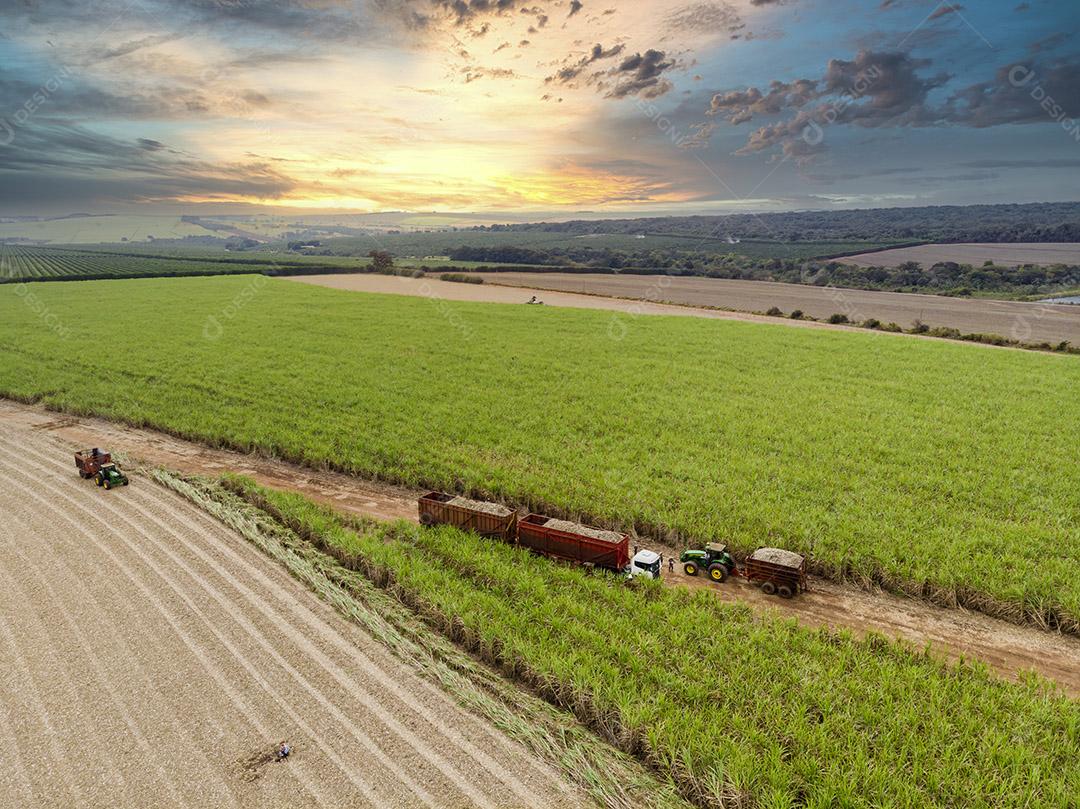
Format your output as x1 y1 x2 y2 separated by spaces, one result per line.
444 272 1080 346
0 421 585 808
3 400 1078 698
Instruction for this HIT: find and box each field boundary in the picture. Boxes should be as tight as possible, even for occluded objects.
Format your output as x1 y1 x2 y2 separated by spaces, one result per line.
9 394 1076 637
467 275 1080 355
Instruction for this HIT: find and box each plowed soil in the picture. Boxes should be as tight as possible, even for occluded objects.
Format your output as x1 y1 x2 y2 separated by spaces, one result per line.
3 399 1078 698
0 420 585 808
442 272 1080 346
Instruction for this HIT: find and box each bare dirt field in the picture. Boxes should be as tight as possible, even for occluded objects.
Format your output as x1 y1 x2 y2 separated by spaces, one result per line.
285 273 848 333
5 399 1078 697
841 242 1080 268
456 272 1080 345
0 421 585 808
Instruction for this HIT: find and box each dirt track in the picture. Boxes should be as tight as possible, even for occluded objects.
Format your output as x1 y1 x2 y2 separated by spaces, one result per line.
0 421 585 808
4 399 1078 697
450 272 1080 346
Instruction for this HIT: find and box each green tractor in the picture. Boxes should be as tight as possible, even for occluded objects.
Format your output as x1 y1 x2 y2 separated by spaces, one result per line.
94 463 129 490
680 543 737 583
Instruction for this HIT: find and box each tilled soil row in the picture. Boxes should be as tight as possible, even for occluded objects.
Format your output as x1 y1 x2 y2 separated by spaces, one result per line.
0 425 584 808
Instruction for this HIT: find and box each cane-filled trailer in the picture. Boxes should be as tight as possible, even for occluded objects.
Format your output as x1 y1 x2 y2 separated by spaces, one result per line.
517 514 631 570
418 491 517 539
418 492 660 578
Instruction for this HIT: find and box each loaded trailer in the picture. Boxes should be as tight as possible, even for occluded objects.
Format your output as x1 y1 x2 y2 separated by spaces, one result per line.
418 491 517 539
417 492 661 578
517 514 631 571
743 547 806 598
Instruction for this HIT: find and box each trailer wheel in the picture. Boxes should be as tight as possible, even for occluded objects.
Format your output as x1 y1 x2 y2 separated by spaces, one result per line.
777 585 794 599
419 512 436 526
761 581 776 596
683 562 698 577
708 564 728 583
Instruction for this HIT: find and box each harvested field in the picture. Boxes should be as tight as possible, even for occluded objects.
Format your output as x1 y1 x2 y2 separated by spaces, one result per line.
840 242 1080 267
4 399 1079 697
0 422 585 808
442 271 1080 345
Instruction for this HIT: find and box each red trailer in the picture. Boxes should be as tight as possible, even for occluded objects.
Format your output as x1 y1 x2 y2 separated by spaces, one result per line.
744 547 807 598
417 492 518 540
516 514 630 571
74 448 111 479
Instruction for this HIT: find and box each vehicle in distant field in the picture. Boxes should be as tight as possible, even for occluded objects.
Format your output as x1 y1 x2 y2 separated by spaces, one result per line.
418 492 661 578
680 543 737 582
75 448 111 478
94 463 129 489
680 543 806 597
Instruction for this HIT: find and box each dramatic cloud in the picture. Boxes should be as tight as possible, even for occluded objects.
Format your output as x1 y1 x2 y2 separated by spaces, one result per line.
945 57 1080 127
606 50 677 98
706 49 950 161
546 42 625 84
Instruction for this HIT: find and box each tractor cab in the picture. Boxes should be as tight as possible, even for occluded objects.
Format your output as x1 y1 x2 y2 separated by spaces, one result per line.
629 549 662 579
680 543 736 583
95 463 129 490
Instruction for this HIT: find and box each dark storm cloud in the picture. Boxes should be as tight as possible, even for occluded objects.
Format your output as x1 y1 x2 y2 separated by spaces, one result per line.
706 49 950 160
945 57 1080 127
545 42 624 84
377 0 531 28
606 50 676 99
0 120 297 205
703 45 1079 166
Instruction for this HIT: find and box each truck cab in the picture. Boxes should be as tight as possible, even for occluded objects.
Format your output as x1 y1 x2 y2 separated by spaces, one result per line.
629 549 662 579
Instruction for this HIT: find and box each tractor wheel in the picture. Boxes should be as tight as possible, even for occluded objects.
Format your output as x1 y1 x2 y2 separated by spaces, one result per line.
683 562 698 577
95 476 103 487
103 480 112 490
708 563 728 583
777 585 794 599
761 581 776 596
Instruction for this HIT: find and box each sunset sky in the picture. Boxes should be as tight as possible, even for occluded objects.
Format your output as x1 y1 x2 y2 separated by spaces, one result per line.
1 0 1077 214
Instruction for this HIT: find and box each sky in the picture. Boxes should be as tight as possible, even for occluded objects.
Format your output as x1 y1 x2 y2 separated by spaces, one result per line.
0 0 1078 216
